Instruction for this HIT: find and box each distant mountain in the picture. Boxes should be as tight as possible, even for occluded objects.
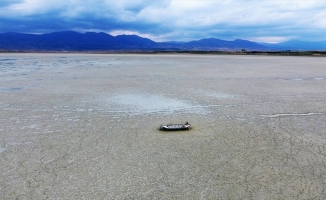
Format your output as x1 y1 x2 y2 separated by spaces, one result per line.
0 31 118 50
114 35 156 48
260 40 326 50
0 31 270 51
180 38 267 50
277 40 326 50
1 31 324 51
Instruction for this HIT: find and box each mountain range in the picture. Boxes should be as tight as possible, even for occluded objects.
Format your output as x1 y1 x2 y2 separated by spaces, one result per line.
0 31 325 51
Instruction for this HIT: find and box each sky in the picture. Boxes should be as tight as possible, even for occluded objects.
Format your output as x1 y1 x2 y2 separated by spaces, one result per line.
1 0 326 43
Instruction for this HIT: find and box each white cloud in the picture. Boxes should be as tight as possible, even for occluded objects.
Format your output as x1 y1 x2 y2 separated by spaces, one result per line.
1 0 326 42
247 36 290 44
109 30 168 41
5 0 64 15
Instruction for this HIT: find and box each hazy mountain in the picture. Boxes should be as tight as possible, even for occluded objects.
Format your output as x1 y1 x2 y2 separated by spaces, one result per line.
180 38 267 50
277 40 326 50
1 31 324 51
260 40 326 50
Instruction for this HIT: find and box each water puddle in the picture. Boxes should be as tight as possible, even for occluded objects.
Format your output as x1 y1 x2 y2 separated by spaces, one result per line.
0 145 6 154
0 87 23 92
108 94 206 115
261 112 324 118
205 92 235 99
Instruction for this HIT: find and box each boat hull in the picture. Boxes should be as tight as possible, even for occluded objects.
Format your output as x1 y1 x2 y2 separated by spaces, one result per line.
159 124 191 131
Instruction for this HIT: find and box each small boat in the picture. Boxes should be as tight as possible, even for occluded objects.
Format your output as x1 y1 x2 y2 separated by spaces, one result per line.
159 122 191 131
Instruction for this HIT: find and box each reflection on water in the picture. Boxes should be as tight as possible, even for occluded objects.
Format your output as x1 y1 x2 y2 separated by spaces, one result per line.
109 94 206 115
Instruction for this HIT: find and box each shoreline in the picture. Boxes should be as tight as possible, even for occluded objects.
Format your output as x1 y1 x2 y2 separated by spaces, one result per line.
1 50 326 56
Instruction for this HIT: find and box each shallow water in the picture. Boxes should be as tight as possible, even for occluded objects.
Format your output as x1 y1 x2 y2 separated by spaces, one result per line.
1 53 326 199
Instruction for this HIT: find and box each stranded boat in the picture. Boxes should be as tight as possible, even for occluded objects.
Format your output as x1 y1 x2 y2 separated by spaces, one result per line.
159 122 191 131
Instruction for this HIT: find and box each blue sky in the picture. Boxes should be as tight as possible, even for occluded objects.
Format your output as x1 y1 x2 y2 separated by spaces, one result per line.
1 0 326 43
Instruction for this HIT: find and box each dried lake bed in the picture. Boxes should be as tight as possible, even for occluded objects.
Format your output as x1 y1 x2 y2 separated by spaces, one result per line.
1 53 326 199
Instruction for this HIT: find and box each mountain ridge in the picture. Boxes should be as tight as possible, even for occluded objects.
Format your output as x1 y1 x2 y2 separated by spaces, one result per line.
0 31 325 51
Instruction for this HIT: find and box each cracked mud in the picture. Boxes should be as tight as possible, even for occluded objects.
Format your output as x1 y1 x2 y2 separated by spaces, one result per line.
1 54 326 199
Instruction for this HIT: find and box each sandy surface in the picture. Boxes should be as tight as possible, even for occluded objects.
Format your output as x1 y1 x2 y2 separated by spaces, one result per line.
1 53 326 199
